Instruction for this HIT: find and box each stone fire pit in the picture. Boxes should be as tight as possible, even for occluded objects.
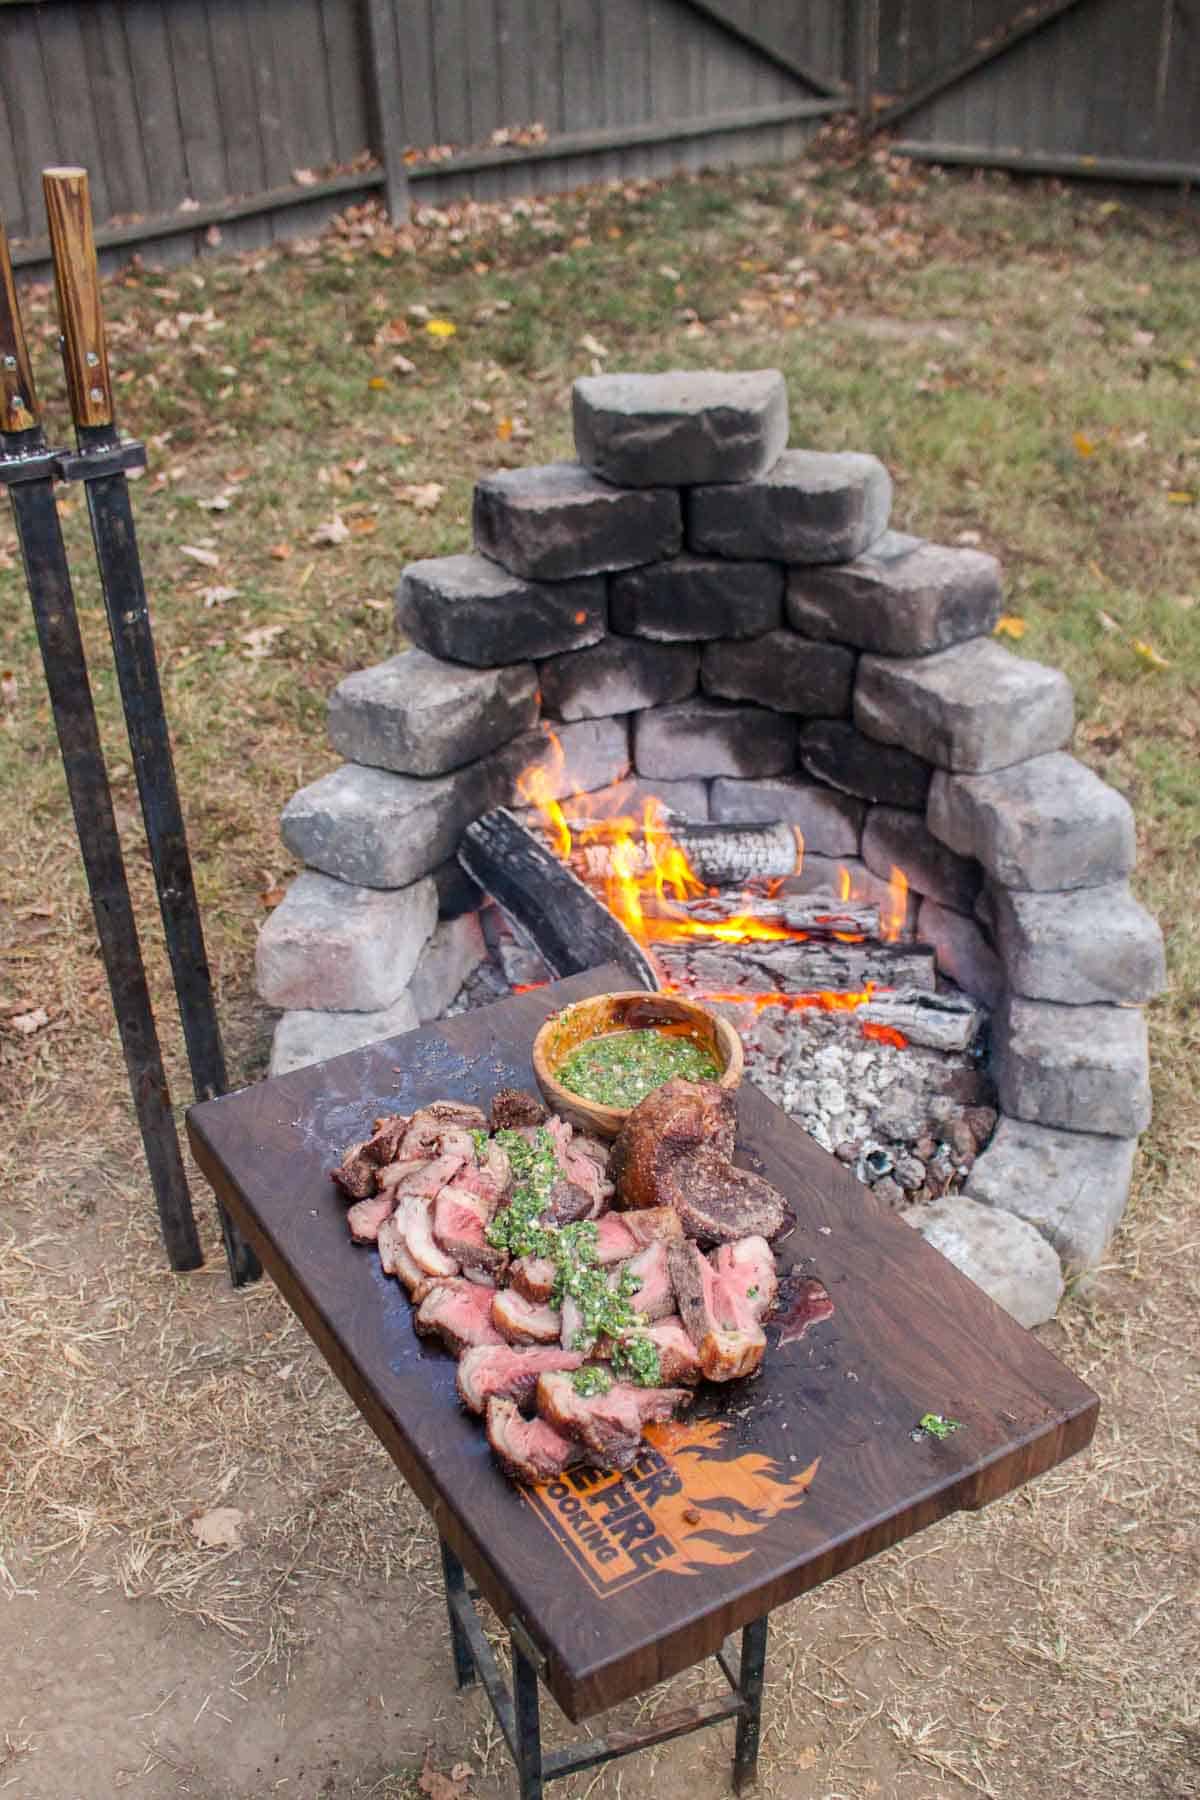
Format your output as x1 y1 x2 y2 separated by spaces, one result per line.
256 370 1165 1327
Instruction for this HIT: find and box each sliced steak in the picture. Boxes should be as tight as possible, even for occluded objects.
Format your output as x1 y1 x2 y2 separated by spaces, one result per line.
668 1241 766 1382
398 1193 459 1280
537 1372 692 1472
492 1287 562 1346
330 1140 378 1202
486 1396 580 1483
415 1277 505 1355
711 1235 778 1322
609 1079 737 1209
346 1192 396 1243
490 1087 548 1130
510 1255 557 1305
458 1345 585 1415
433 1185 507 1274
617 1241 675 1322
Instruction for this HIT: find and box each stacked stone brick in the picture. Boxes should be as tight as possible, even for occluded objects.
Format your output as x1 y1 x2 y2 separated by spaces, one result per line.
259 369 1164 1281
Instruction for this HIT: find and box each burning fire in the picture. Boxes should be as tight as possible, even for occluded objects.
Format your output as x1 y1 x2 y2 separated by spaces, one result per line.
515 730 910 1044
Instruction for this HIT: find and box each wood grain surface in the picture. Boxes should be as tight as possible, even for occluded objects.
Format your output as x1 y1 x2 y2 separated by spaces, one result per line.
0 218 37 432
42 167 113 430
187 966 1098 1720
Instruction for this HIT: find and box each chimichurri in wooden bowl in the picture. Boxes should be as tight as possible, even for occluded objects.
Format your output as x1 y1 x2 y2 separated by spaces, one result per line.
532 991 744 1139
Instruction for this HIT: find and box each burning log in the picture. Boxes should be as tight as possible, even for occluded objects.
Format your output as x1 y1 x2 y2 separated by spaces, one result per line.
560 819 803 886
655 939 937 996
857 989 986 1052
672 893 883 940
458 808 660 990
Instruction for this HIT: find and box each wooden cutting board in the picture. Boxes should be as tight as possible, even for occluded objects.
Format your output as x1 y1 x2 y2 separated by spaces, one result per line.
187 965 1098 1720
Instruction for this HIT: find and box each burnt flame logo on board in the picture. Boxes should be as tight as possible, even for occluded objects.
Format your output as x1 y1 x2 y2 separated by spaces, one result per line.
522 1414 819 1598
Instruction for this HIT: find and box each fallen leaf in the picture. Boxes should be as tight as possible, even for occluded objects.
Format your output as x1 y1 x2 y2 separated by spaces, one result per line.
1072 431 1097 458
191 1506 247 1550
396 482 444 513
269 542 293 561
310 514 351 546
180 544 220 568
10 1007 49 1036
1132 638 1171 669
994 615 1026 639
425 318 457 339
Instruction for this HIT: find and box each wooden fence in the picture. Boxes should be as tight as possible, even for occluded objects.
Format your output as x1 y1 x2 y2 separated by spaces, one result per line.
1 1 1195 274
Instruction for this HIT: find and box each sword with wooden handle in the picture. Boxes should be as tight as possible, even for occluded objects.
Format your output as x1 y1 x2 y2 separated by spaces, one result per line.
0 214 203 1272
42 166 260 1286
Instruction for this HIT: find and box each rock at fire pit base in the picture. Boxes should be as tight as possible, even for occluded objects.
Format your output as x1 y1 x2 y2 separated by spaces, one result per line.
863 806 981 913
397 553 605 667
700 630 855 717
408 914 489 1022
798 719 932 809
539 638 698 721
256 869 436 1012
610 556 783 642
965 1116 1138 1270
474 462 682 580
902 1194 1064 1327
281 761 496 889
268 991 420 1077
927 753 1136 892
710 776 863 856
572 369 788 487
327 650 538 777
634 697 795 781
989 880 1166 1006
498 717 631 800
855 639 1075 773
688 450 892 564
993 996 1152 1137
917 898 1005 1009
786 532 1002 656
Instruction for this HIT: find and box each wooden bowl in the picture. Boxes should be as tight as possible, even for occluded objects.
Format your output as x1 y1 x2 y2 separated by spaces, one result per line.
532 991 744 1141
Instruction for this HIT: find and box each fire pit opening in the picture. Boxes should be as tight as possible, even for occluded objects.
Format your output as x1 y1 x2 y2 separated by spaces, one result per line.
257 370 1165 1328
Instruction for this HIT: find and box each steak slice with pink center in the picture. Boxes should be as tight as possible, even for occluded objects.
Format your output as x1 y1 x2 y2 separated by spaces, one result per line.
457 1345 586 1415
486 1396 581 1483
415 1277 505 1355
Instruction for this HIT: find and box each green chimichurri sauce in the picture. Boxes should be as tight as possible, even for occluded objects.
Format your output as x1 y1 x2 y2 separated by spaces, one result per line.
556 1028 721 1111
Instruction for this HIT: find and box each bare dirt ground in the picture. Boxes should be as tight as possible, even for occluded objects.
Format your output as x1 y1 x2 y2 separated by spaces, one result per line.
3 145 1198 1797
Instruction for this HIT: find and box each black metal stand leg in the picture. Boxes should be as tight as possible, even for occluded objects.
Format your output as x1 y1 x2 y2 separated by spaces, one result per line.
438 1538 477 1690
732 1614 768 1795
512 1634 544 1800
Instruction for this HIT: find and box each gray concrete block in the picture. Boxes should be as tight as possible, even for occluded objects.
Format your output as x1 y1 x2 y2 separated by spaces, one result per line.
917 897 1005 1009
255 870 437 1012
269 991 420 1078
965 1115 1138 1270
498 717 631 802
572 368 788 486
409 913 489 1022
473 462 682 580
787 531 1002 655
993 996 1152 1137
927 753 1136 891
855 639 1075 772
610 556 783 641
989 880 1167 1006
902 1194 1064 1327
280 761 496 889
700 630 855 717
539 637 698 721
633 698 795 781
863 805 981 912
710 775 863 857
798 718 932 809
396 552 605 667
327 650 538 777
688 449 892 563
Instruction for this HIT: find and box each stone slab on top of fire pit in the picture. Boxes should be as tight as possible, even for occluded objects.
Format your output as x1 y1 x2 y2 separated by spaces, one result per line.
396 553 605 667
281 760 497 890
927 753 1136 891
633 695 795 780
538 637 698 721
700 630 856 717
688 449 892 563
855 638 1075 772
786 531 1003 657
473 462 682 580
798 719 933 810
327 650 538 777
572 368 788 487
610 556 783 641
256 868 436 1012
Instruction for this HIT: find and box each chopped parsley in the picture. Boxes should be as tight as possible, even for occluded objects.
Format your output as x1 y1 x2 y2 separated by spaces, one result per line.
483 1126 662 1386
557 1028 720 1110
572 1365 614 1397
